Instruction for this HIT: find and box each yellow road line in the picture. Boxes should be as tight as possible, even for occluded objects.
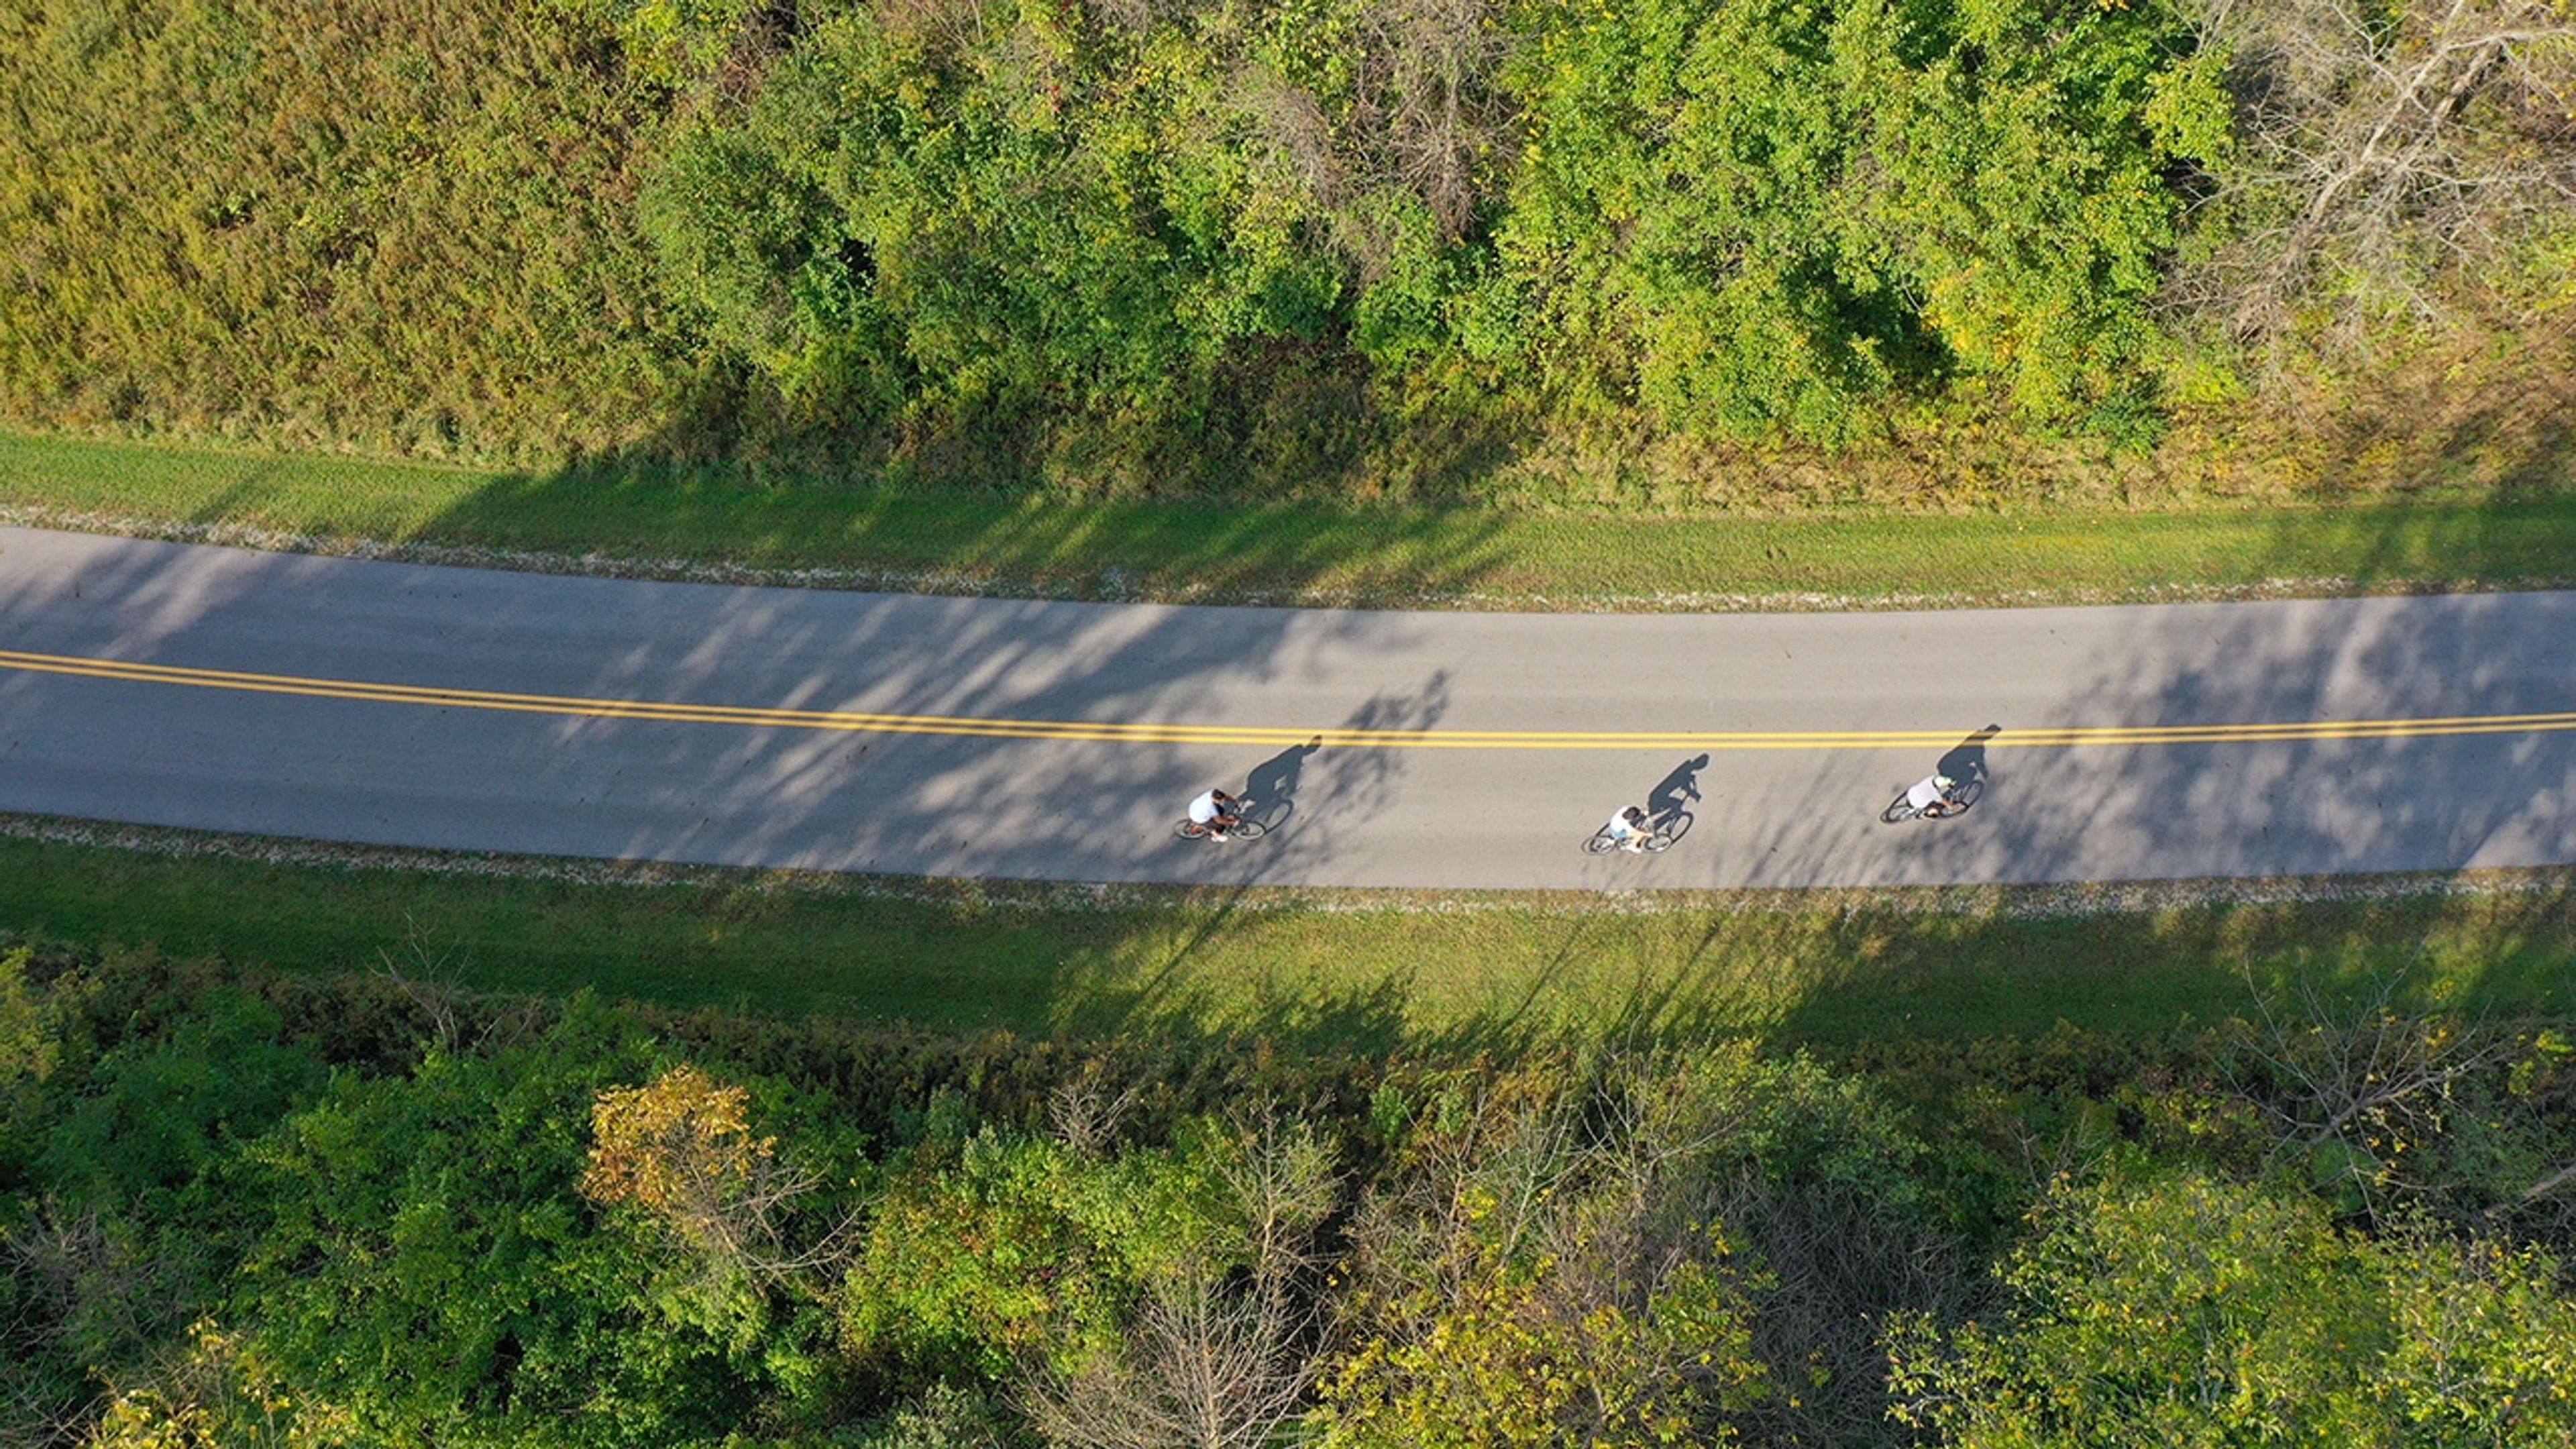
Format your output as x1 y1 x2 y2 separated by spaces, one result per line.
4 645 2572 751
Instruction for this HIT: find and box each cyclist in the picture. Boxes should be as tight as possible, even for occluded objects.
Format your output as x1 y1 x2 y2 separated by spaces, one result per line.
1603 804 1654 853
1904 773 1962 819
1187 788 1244 840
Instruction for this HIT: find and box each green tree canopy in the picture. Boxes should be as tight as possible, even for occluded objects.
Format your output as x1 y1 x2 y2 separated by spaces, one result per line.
235 1001 834 1446
1493 0 2219 439
1890 1170 2576 1446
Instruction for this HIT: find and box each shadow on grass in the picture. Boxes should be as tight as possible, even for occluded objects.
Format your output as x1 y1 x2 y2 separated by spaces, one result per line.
2238 317 2576 592
1766 885 2576 1050
414 358 1532 607
1002 880 2576 1059
2290 316 2576 504
3 830 2571 1073
897 877 2576 1063
424 456 1523 603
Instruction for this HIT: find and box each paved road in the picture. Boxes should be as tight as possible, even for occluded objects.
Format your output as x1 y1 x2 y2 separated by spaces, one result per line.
0 525 2569 890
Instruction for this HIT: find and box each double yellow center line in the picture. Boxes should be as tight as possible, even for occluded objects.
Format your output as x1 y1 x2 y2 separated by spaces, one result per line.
5 645 2571 751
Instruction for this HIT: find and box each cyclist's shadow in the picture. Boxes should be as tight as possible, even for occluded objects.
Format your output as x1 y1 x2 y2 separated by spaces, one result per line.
1647 753 1708 830
1937 724 2002 790
1242 737 1323 828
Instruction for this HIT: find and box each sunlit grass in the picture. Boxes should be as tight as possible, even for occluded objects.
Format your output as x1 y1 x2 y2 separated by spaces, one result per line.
6 430 2574 610
5 830 2566 1052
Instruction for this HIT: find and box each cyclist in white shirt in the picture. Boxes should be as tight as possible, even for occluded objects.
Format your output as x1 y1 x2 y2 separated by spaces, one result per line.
1187 788 1244 839
1905 773 1962 818
1603 804 1653 852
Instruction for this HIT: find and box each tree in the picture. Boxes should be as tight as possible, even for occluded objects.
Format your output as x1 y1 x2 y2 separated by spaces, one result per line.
2169 0 2576 350
15 985 328 1413
1318 1216 1765 1448
1022 1115 1340 1449
2226 970 2511 1218
1313 1057 1786 1447
839 1122 1253 1391
236 1002 831 1446
581 1062 837 1287
1890 1170 2576 1446
1491 0 2222 438
642 0 1348 466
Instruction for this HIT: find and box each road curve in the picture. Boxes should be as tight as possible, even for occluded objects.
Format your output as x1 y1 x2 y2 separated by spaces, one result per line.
1 524 2569 890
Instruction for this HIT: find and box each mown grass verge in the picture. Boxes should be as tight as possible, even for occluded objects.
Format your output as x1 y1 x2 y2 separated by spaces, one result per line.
7 430 2576 610
4 822 2567 1053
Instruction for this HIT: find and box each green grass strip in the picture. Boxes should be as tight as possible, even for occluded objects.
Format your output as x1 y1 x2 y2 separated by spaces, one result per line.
4 830 2567 1050
6 430 2575 609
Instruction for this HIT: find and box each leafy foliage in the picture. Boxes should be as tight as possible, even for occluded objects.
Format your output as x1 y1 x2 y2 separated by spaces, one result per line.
234 1000 834 1446
1493 0 2221 437
17 0 2508 488
578 1061 836 1289
6 949 2576 1446
547 0 765 89
1890 1170 2576 1446
839 1122 1242 1385
0 947 54 1103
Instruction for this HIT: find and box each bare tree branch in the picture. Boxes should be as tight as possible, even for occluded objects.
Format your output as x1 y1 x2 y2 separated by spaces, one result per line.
2168 0 2576 352
2231 962 2508 1211
1022 1115 1338 1449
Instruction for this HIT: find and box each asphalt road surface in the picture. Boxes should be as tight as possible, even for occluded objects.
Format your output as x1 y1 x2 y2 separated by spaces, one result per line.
1 525 2569 890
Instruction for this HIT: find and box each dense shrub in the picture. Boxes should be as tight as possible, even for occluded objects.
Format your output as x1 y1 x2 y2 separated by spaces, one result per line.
1890 1171 2576 1445
23 0 2559 494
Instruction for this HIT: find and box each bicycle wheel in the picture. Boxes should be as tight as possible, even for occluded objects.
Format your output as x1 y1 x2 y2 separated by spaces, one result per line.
1880 793 1918 824
1945 778 1984 815
1174 818 1210 840
1582 830 1619 855
1646 812 1694 851
1228 818 1269 840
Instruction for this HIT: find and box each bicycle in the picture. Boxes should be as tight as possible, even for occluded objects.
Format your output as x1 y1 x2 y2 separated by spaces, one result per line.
1583 811 1692 855
1879 777 1983 824
1175 816 1269 841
